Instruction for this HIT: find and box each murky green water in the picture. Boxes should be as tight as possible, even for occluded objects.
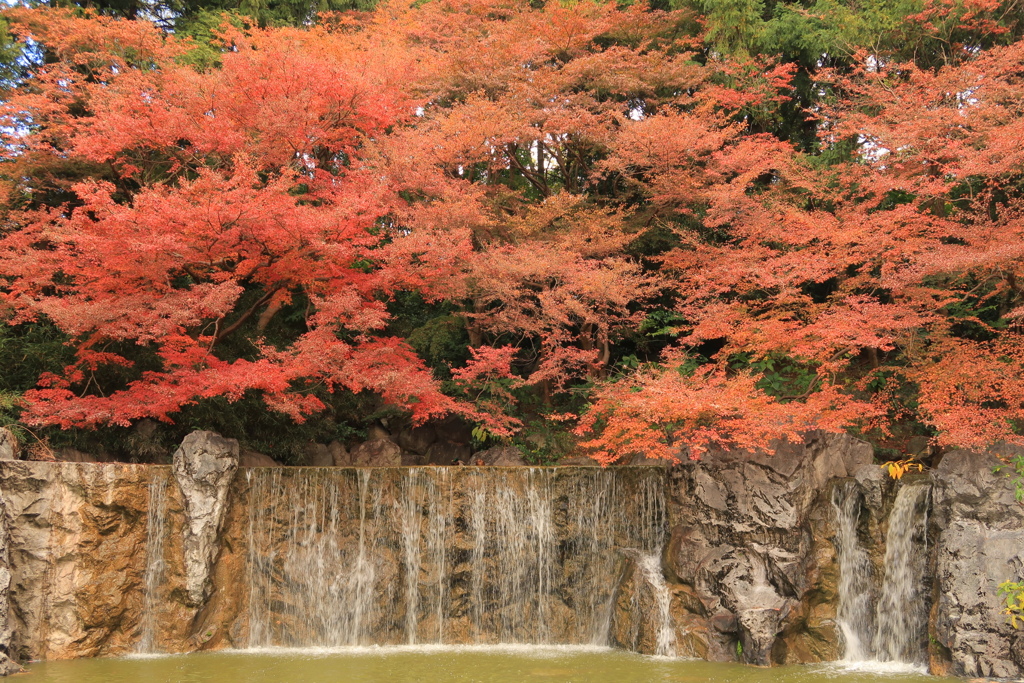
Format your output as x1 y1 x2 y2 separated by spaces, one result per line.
21 646 953 683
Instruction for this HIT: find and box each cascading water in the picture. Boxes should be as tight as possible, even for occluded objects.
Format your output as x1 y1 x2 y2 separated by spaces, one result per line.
399 469 423 644
138 472 169 654
247 468 390 647
831 481 931 666
873 484 930 664
830 481 875 661
244 467 667 648
636 552 677 657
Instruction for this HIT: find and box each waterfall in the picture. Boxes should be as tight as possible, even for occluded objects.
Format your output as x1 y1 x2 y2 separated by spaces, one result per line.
831 482 874 661
138 472 169 654
873 483 930 664
636 552 677 657
470 468 557 643
344 468 381 644
574 470 617 644
831 481 930 666
244 466 666 648
399 469 423 644
469 483 488 642
425 468 451 643
247 468 390 647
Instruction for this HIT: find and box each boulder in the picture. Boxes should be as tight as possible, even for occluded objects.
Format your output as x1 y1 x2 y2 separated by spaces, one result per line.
239 449 280 468
424 441 471 466
328 441 348 466
434 416 473 445
475 445 527 467
556 455 600 466
0 430 17 462
350 438 402 467
53 448 100 463
930 448 1024 679
396 425 437 456
304 443 333 467
365 423 392 442
172 431 239 606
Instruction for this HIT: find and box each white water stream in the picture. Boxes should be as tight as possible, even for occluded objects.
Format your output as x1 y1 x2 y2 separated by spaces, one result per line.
243 467 667 648
831 481 931 667
137 472 169 654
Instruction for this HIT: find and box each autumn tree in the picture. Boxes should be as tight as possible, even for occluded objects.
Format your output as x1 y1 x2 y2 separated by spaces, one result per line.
578 39 1024 462
0 10 463 435
2 0 1023 463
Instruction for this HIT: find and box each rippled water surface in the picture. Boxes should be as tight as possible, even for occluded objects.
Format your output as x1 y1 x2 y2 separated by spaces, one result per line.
22 646 952 683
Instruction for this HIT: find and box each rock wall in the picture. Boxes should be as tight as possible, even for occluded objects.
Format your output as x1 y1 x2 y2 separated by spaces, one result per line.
930 448 1024 678
657 432 874 665
0 431 1019 677
172 432 238 607
0 484 20 675
0 462 153 660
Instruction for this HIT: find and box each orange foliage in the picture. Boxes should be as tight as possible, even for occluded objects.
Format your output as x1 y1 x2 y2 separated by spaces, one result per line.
1 1 1023 463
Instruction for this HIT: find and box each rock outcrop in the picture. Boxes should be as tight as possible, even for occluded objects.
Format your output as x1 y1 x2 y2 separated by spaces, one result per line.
474 445 527 466
663 432 874 665
172 431 238 607
349 438 402 467
610 551 674 655
930 448 1024 678
0 462 152 661
0 489 21 674
239 449 280 468
0 430 16 462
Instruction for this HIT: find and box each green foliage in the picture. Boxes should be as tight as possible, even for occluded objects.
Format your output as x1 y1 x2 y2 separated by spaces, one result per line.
0 16 25 93
729 352 818 399
174 0 379 30
0 391 22 431
174 10 246 70
407 316 472 379
998 579 1024 629
174 390 365 463
0 322 75 399
470 424 510 450
683 0 1024 67
994 453 1024 504
639 310 685 338
515 420 576 465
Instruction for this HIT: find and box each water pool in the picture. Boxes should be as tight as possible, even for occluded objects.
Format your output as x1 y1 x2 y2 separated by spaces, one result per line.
20 646 951 683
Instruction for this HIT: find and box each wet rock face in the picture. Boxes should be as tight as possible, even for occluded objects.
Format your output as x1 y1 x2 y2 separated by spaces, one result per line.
930 448 1024 679
664 432 873 665
0 489 21 674
610 553 663 654
1 430 1018 676
172 431 239 607
0 462 153 661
